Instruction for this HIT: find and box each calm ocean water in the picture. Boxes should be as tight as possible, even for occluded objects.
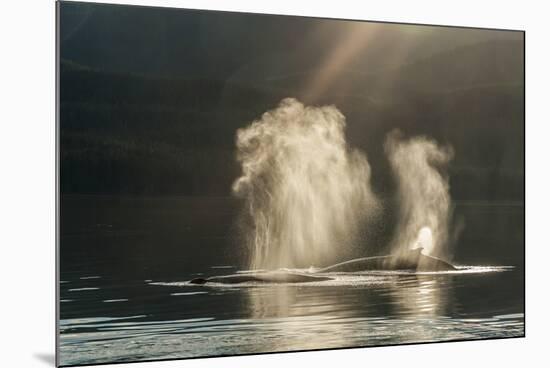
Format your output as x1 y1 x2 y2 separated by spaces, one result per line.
59 196 524 366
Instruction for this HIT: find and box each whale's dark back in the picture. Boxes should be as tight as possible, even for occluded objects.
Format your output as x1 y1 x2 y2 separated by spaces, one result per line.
190 272 333 285
316 250 456 273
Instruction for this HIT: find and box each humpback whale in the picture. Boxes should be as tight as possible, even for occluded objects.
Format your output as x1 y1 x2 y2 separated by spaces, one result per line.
189 248 455 285
189 272 333 285
315 248 456 273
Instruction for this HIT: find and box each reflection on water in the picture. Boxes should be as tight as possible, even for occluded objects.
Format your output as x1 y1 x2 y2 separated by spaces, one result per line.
59 269 524 366
392 277 448 317
59 197 524 366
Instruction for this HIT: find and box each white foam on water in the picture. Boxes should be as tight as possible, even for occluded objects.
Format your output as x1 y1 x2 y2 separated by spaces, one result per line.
68 287 100 292
337 265 515 276
60 315 147 327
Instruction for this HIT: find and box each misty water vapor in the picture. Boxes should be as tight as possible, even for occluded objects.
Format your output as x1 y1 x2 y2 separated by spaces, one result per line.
233 98 378 270
385 130 454 259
